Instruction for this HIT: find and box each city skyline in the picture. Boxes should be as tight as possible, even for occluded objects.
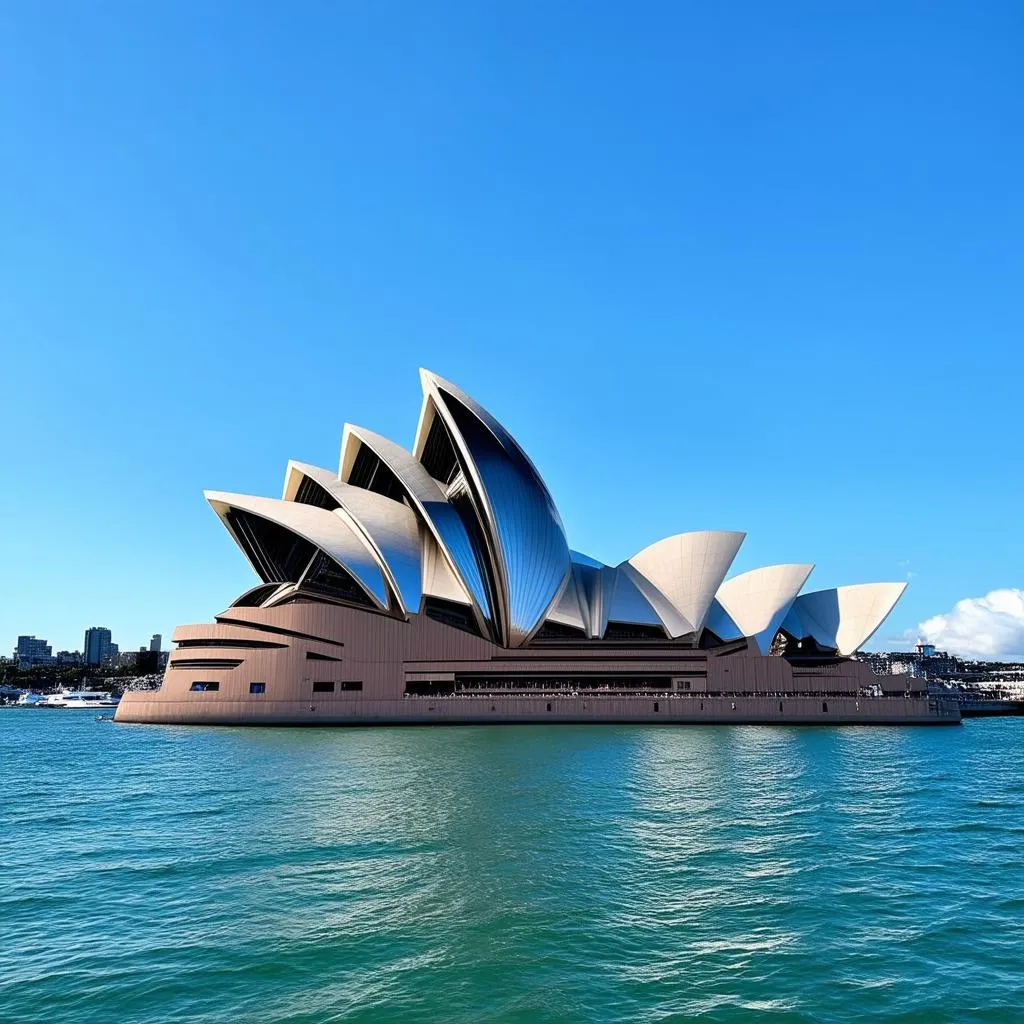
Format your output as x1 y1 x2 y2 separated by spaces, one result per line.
1 3 1022 657
10 628 162 665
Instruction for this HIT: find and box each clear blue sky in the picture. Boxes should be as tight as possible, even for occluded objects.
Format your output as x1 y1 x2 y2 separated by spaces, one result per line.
1 1 1021 655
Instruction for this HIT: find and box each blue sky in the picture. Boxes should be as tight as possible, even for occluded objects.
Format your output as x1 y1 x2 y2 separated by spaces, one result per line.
1 1 1021 655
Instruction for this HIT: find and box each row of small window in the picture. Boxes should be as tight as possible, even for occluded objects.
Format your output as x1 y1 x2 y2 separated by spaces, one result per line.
189 681 362 693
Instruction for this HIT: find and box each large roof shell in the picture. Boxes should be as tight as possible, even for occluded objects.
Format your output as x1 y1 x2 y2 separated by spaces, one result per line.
415 370 571 647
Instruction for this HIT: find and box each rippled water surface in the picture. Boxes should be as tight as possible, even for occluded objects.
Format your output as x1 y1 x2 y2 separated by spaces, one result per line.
2 713 1022 1023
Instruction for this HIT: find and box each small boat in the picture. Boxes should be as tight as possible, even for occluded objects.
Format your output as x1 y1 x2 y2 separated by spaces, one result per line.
63 690 120 709
39 689 120 709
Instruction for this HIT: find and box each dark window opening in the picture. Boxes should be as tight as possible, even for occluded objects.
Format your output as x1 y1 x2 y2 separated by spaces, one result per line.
698 628 725 649
190 681 219 692
340 681 362 691
603 621 668 641
177 638 287 650
422 597 481 637
225 509 317 583
312 681 335 693
231 583 280 608
347 444 407 503
682 680 692 691
822 701 828 712
420 413 461 486
405 679 455 696
294 475 340 511
171 658 243 670
779 701 784 712
534 620 588 640
214 617 344 647
250 682 266 694
306 651 342 662
453 675 673 693
654 702 659 712
781 634 840 659
547 703 552 711
301 551 374 606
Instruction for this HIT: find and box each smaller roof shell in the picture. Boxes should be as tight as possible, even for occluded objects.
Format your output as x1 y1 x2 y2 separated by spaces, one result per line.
626 531 746 637
283 461 422 616
705 563 814 653
205 490 390 610
782 583 907 656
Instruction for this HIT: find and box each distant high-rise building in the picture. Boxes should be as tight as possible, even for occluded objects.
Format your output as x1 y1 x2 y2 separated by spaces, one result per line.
149 634 162 653
15 636 52 669
83 627 113 667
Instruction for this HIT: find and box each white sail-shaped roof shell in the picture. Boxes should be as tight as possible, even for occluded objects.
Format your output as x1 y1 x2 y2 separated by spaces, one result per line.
781 583 907 656
339 424 492 633
626 531 746 637
205 490 390 610
415 370 571 647
283 461 423 616
705 563 815 653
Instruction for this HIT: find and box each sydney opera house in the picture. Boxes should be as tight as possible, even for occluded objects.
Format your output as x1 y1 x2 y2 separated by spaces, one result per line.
116 370 958 726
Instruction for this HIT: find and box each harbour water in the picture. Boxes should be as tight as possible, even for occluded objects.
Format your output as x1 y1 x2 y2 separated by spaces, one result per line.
2 713 1021 1023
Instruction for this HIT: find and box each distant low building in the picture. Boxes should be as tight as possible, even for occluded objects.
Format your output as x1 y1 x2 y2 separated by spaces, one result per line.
55 650 82 666
855 645 1024 687
855 647 959 678
117 650 141 670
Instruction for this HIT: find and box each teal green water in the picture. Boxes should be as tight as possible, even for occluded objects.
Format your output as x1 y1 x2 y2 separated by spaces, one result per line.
2 714 1021 1023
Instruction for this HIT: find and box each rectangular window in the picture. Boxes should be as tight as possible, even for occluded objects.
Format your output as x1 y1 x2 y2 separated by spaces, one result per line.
250 682 266 694
312 681 335 693
190 681 219 692
340 681 362 691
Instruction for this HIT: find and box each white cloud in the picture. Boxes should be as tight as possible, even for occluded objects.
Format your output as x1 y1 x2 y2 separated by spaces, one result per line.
913 589 1024 660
